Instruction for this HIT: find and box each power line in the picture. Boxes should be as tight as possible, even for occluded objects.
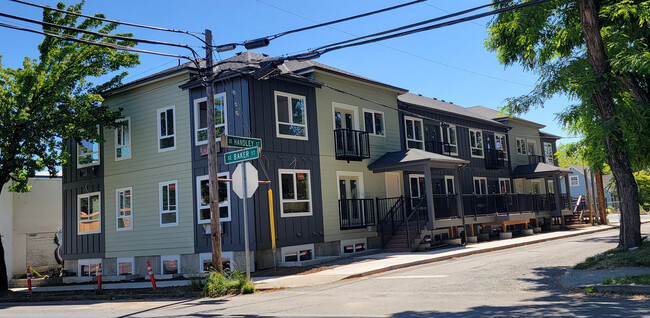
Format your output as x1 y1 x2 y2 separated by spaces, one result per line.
424 2 485 27
11 0 207 44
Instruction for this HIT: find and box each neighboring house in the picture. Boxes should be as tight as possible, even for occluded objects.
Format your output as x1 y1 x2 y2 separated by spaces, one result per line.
1 172 61 280
560 165 617 204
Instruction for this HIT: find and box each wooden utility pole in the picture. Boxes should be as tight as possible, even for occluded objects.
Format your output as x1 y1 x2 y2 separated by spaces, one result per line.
205 29 223 273
582 165 594 224
595 170 607 224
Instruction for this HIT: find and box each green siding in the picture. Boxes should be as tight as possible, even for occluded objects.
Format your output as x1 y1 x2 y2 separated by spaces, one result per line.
102 74 194 258
313 72 403 243
506 120 542 170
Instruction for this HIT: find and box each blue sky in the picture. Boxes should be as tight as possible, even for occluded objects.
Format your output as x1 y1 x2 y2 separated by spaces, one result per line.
0 0 578 144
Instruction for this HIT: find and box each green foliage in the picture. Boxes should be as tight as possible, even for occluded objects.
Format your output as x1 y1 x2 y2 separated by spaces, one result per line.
486 0 650 171
634 170 650 206
602 274 650 285
189 271 255 297
0 1 139 194
583 286 595 293
574 240 650 269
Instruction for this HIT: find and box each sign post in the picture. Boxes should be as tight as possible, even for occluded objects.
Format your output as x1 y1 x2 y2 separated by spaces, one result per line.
231 155 260 279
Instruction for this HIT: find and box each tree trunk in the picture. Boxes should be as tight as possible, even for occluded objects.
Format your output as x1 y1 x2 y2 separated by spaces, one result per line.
595 170 608 224
578 0 641 248
0 237 8 292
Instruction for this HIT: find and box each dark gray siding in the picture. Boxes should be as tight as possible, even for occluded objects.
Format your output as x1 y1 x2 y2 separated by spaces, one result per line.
61 132 105 260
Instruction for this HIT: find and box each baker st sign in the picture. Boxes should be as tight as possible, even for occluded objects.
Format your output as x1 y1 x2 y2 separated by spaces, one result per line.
224 147 260 164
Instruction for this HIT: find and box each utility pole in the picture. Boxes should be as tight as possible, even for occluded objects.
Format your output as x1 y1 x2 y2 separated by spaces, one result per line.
595 170 607 224
205 29 223 273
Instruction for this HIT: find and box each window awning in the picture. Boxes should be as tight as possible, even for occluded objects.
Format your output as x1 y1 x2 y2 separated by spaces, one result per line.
512 163 572 178
368 148 469 173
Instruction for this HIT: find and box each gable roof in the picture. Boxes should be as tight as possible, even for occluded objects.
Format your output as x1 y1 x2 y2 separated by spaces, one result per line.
398 94 509 129
368 148 469 172
512 162 572 177
467 105 546 129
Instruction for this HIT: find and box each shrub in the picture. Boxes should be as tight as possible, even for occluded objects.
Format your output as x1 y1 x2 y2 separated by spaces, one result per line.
189 270 255 297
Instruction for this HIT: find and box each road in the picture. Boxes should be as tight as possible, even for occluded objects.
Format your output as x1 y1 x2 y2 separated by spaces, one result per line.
2 224 649 318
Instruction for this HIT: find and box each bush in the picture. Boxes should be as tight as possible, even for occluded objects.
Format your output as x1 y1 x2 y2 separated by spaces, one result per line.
189 270 255 297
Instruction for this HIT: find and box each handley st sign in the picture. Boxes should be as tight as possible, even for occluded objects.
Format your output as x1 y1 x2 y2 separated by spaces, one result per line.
222 135 262 149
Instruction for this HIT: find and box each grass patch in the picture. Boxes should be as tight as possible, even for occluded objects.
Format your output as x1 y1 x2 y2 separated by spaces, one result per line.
574 241 650 270
584 286 595 293
189 271 255 297
602 274 650 285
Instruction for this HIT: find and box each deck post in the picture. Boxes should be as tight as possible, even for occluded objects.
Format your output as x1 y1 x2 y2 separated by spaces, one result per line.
424 166 435 229
553 175 562 213
452 167 467 243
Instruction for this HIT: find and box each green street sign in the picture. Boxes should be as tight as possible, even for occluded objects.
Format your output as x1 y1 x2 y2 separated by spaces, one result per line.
222 135 262 150
225 147 260 164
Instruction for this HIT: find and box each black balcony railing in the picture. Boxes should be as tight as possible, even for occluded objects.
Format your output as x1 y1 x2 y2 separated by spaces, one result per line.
485 149 507 169
425 141 452 156
528 155 546 164
339 198 375 230
561 193 570 210
334 129 370 161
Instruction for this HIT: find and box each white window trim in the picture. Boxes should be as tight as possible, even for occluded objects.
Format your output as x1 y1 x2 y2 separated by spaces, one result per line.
281 243 315 263
409 174 425 198
116 257 134 275
473 177 488 195
77 192 101 235
275 91 308 140
543 142 554 164
446 125 458 156
362 108 385 137
527 139 537 156
340 238 368 255
570 175 580 187
495 133 508 160
196 172 231 224
548 180 555 194
193 93 227 146
159 180 179 227
516 137 526 155
157 105 177 153
78 258 102 277
404 116 424 150
77 126 101 168
468 128 484 158
199 251 234 272
498 178 512 194
444 175 455 195
115 117 132 161
331 102 359 130
279 169 313 217
116 187 133 231
160 255 180 275
335 171 365 199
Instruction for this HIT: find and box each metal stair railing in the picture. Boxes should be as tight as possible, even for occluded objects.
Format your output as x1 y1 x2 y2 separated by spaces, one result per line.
405 197 427 248
376 196 406 248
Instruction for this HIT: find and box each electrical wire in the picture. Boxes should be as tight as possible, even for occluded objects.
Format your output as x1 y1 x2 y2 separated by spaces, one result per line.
10 0 207 44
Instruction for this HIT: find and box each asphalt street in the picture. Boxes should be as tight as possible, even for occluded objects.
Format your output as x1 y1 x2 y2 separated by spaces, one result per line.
2 223 649 318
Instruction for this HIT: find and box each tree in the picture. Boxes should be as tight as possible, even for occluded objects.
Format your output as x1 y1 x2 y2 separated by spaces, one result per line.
486 0 649 248
634 170 650 207
0 2 139 291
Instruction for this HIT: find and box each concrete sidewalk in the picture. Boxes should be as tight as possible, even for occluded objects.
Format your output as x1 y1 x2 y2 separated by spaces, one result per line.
252 224 619 290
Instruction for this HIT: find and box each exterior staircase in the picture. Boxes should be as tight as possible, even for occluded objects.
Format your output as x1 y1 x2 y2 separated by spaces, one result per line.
382 221 428 252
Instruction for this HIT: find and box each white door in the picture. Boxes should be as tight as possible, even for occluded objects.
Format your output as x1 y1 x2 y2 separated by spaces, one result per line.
385 172 401 197
339 175 363 226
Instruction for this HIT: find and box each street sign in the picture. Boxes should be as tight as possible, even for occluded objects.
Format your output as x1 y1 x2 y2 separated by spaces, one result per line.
222 135 262 149
224 147 259 164
232 162 258 198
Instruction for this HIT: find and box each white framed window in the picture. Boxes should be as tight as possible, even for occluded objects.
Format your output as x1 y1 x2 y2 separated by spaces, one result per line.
199 251 233 272
498 178 512 194
116 257 134 276
157 106 176 152
469 129 484 158
363 109 384 136
194 93 227 145
444 175 455 195
404 116 424 149
279 169 312 217
196 172 231 223
516 137 526 155
159 181 178 226
446 125 458 155
495 133 508 160
77 126 100 168
543 142 554 164
473 177 488 195
527 139 537 156
161 255 180 275
531 180 542 194
548 180 555 194
115 118 131 160
116 187 133 231
78 192 101 235
341 238 367 254
409 174 425 198
281 244 314 263
570 176 580 187
275 91 308 140
78 258 102 277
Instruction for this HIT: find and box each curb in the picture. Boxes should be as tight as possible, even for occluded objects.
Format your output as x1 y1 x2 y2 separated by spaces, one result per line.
591 284 650 295
343 225 620 280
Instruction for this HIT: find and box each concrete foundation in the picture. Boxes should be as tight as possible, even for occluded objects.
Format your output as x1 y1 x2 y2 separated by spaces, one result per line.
442 238 462 245
499 232 513 240
550 224 561 231
521 229 534 236
466 236 478 244
477 233 490 242
533 227 542 233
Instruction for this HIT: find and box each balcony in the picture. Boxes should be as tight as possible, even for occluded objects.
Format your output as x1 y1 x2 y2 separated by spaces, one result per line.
339 198 376 230
528 155 557 165
425 141 452 156
485 149 507 169
334 129 370 161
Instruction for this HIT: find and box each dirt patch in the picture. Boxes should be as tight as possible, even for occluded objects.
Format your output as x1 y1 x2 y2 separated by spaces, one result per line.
0 286 202 303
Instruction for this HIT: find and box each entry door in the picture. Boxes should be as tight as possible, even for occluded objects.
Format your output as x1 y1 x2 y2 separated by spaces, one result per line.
531 180 542 194
335 109 356 153
385 173 402 197
339 176 362 225
409 175 426 210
